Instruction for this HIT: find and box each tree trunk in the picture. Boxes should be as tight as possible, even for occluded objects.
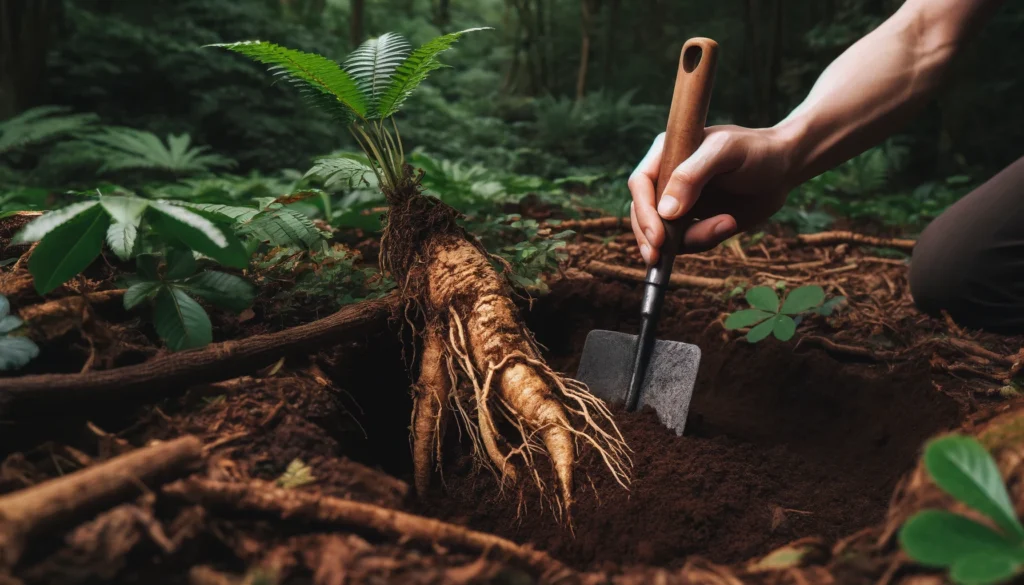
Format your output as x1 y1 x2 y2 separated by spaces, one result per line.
601 0 620 88
0 0 62 119
576 0 595 102
433 0 450 27
349 0 365 48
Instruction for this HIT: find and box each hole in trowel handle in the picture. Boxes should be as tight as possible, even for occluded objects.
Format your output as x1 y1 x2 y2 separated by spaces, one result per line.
683 45 703 73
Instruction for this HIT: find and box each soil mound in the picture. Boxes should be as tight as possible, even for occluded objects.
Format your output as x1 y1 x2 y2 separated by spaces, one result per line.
420 283 964 571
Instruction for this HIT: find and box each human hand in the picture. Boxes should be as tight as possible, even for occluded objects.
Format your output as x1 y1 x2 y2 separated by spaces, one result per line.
628 124 797 265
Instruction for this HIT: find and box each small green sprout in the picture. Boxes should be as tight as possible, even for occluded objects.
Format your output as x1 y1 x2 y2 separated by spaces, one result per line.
899 435 1024 585
724 284 845 343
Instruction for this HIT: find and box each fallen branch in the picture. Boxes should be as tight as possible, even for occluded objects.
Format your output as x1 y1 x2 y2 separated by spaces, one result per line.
796 231 916 252
163 478 573 583
0 435 203 570
798 336 901 361
945 338 1015 367
586 260 731 289
545 216 626 232
0 295 396 419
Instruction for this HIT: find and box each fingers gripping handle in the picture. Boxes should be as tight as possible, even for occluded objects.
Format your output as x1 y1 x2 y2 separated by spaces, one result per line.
648 38 718 288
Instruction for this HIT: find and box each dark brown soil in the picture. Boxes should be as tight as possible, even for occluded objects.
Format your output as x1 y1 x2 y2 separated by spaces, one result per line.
417 279 965 571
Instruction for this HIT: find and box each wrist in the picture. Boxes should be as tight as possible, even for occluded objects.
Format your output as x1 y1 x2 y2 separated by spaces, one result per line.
769 114 812 192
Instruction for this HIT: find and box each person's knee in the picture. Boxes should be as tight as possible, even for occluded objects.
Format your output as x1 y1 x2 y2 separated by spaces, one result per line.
908 221 971 320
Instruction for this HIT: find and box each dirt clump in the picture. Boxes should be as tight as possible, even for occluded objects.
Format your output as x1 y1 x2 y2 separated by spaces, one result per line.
421 310 965 571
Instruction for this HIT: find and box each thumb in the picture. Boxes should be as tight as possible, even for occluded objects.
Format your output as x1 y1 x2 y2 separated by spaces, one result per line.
656 131 744 220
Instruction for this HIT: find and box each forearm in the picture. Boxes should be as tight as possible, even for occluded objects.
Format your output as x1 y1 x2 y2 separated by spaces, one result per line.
774 0 1003 188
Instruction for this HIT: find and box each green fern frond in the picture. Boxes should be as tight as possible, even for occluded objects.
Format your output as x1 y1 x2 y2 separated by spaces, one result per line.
244 208 327 250
87 128 235 175
344 33 411 117
376 27 491 119
208 40 368 123
0 106 99 155
304 153 375 188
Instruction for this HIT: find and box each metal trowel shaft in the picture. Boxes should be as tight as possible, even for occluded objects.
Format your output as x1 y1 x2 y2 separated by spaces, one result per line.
625 38 719 411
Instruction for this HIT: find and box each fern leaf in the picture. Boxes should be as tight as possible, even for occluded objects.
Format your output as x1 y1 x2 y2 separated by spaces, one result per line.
88 128 235 175
304 154 374 188
376 28 491 119
208 40 368 123
344 33 412 117
243 208 326 249
0 106 99 155
183 203 260 223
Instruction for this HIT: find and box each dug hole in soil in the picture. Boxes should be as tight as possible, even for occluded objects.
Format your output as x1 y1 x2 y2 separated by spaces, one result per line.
342 278 959 573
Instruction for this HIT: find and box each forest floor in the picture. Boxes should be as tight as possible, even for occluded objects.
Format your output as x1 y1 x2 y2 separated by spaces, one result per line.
2 212 1023 585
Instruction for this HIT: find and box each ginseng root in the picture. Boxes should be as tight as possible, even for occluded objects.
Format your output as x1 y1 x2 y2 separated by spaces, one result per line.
381 169 631 516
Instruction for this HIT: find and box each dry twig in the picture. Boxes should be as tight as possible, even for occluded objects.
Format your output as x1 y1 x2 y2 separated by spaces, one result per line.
797 231 916 252
586 260 731 289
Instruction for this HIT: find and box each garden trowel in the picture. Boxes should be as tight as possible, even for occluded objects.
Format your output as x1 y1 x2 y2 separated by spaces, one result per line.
575 37 718 436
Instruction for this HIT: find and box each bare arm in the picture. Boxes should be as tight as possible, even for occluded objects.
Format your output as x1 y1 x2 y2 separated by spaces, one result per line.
629 0 1006 265
776 0 1006 188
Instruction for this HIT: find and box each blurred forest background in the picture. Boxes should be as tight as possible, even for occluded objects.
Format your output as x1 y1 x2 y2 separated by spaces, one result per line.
2 0 1023 237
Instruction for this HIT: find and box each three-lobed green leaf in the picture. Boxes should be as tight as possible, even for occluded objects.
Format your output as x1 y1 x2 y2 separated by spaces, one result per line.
780 285 825 315
745 286 780 312
899 510 1021 567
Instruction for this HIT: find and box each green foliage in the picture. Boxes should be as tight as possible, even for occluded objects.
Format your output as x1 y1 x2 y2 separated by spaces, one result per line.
899 435 1024 585
724 285 844 343
0 106 99 157
123 249 255 352
0 295 40 372
84 128 237 176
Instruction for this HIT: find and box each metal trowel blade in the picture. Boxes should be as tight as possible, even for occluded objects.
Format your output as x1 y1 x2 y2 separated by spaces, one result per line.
574 329 701 436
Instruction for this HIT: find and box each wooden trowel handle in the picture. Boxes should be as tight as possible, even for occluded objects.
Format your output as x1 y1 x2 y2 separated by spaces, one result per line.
651 37 718 274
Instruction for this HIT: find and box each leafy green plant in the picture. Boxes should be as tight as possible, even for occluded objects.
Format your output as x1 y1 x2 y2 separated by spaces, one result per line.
12 194 250 295
0 295 40 372
724 285 845 343
208 27 490 196
84 128 236 176
255 244 394 313
122 249 255 351
492 220 575 293
899 435 1024 585
0 106 99 157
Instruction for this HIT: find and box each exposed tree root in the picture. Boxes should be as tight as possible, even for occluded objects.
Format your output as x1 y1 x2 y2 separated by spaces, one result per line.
796 231 916 251
545 216 626 232
797 336 901 361
0 435 203 570
0 295 396 419
163 478 576 583
378 171 630 517
585 260 732 289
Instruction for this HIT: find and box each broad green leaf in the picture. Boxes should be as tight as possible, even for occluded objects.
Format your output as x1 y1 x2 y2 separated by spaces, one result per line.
106 222 138 261
0 336 39 371
12 201 98 244
180 271 255 312
746 286 780 312
123 281 161 310
208 40 367 123
925 435 1024 542
780 285 825 315
99 195 148 226
147 202 248 269
899 510 1020 568
747 317 775 343
0 315 23 334
376 28 491 119
344 32 412 115
166 248 198 280
950 550 1023 585
28 204 111 294
724 309 773 330
153 287 212 351
773 315 797 341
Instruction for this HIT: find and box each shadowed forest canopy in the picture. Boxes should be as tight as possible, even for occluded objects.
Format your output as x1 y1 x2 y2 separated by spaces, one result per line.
2 0 1022 201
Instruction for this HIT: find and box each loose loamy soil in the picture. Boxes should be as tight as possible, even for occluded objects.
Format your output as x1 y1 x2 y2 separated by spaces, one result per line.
418 280 963 571
6 223 1020 585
